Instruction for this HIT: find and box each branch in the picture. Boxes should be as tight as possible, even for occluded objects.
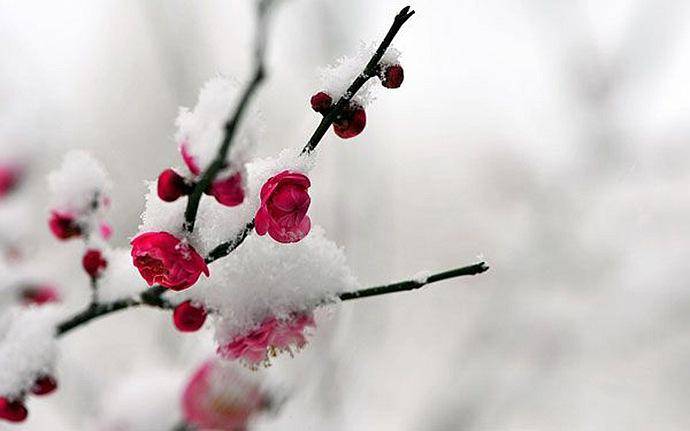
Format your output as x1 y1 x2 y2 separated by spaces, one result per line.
202 5 416 255
182 0 272 233
56 263 488 336
301 5 415 154
55 5 420 338
56 286 173 336
338 262 489 301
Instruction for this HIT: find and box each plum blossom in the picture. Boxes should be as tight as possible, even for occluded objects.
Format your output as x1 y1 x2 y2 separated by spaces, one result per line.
131 232 209 291
182 359 269 430
255 171 312 243
217 313 315 367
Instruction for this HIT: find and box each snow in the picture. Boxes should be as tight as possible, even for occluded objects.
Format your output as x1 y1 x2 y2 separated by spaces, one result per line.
175 76 259 177
412 270 431 284
0 306 61 398
47 150 110 216
139 147 316 256
167 226 358 347
319 42 401 107
98 247 149 302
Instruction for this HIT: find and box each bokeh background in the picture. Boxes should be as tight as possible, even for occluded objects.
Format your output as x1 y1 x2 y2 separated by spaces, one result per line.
1 0 690 429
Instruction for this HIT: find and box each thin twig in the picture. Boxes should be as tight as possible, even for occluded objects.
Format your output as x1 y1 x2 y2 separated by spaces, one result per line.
339 262 489 301
202 5 416 256
182 0 271 233
301 6 415 154
54 5 422 337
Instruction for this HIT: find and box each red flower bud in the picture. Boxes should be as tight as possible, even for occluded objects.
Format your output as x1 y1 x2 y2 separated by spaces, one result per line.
208 172 244 207
31 375 58 396
333 106 366 139
380 64 404 88
173 301 207 332
310 92 333 113
0 397 27 423
21 285 60 306
157 169 192 202
0 165 22 199
48 211 82 240
82 249 107 278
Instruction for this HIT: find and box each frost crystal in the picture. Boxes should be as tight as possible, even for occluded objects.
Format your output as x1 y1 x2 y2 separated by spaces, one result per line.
319 42 401 107
175 76 259 176
0 306 61 397
47 150 111 216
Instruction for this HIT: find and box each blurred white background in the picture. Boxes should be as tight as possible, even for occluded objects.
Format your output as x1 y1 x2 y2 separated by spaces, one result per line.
1 0 690 429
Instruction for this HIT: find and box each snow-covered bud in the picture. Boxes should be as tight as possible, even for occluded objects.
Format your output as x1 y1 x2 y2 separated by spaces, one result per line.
173 301 207 332
82 249 107 278
30 375 57 396
48 211 82 240
207 172 244 207
0 397 27 423
130 232 209 291
380 64 404 88
157 168 192 202
310 91 333 114
333 106 366 139
20 285 60 306
255 171 311 244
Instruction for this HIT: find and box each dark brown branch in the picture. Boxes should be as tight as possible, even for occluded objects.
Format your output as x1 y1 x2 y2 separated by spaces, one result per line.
301 6 415 154
55 5 420 338
201 5 416 257
205 221 255 264
56 287 174 336
183 0 272 233
339 262 489 301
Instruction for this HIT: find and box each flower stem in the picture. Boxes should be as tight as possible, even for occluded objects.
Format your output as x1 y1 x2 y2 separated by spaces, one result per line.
338 262 489 301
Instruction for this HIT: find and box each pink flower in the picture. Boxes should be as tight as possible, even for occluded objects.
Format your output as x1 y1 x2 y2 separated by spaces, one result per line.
0 164 22 199
182 359 266 431
48 211 82 240
20 285 60 305
208 172 245 207
218 313 315 366
180 141 201 176
255 171 312 243
130 232 209 291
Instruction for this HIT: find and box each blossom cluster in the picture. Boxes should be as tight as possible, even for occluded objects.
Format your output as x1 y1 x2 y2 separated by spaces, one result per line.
0 16 410 424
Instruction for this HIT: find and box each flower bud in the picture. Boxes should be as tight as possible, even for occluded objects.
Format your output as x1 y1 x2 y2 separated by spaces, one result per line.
82 249 107 278
173 301 207 332
157 169 192 202
0 397 27 423
31 375 58 396
48 211 81 240
333 106 366 139
310 92 333 114
380 64 404 88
